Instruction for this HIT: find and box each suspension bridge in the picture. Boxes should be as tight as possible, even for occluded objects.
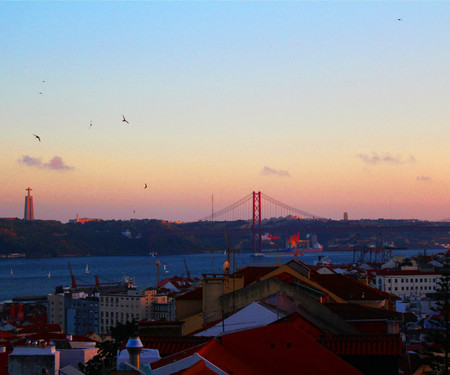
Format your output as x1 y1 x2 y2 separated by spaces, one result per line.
192 191 450 257
144 191 449 260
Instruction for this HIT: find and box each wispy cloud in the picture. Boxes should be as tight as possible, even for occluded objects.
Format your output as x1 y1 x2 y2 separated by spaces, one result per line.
416 175 432 182
19 155 74 170
20 155 42 167
260 166 291 177
357 152 416 165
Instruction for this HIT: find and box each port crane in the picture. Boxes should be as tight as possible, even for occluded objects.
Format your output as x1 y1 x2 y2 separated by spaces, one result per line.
67 261 125 289
124 259 168 287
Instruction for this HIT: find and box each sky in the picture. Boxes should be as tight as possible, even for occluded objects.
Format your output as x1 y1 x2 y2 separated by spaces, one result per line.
0 1 449 222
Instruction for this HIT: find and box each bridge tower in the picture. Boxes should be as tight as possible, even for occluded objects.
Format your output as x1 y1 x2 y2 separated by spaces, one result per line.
252 191 262 254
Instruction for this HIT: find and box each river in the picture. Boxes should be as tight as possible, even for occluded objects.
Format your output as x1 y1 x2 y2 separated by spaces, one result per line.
0 249 444 303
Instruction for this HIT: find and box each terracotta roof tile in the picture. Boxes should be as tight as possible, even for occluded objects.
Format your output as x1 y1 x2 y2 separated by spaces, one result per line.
232 266 278 286
151 321 363 375
176 287 203 301
140 336 212 357
325 303 403 321
318 334 402 356
311 274 392 301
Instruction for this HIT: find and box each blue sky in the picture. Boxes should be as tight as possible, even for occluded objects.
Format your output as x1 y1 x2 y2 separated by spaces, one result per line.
1 1 449 222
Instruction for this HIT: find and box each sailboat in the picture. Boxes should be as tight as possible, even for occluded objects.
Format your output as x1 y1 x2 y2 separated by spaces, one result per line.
85 264 90 274
48 272 51 279
10 268 13 277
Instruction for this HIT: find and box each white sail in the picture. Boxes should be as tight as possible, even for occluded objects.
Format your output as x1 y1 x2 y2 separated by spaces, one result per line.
48 272 51 279
85 264 90 274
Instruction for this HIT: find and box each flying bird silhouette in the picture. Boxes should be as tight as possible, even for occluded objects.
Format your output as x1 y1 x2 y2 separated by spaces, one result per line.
33 134 41 142
38 92 43 95
89 119 92 129
397 18 403 21
122 115 129 124
144 183 148 189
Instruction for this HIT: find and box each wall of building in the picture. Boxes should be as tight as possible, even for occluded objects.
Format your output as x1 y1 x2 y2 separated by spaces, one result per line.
375 273 441 298
8 346 60 375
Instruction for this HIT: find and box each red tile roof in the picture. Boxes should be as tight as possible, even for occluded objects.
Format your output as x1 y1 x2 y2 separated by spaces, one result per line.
140 336 212 357
16 323 61 334
325 303 403 321
0 332 15 340
272 272 325 295
318 334 402 356
151 321 363 375
0 351 10 375
270 312 324 340
232 266 278 286
176 287 203 301
310 274 393 301
14 332 96 345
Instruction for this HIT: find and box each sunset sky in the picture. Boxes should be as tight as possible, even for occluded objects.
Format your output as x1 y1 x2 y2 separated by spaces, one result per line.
1 1 449 222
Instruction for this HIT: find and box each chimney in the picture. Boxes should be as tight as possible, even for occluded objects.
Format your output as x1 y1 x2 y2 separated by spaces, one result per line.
125 337 143 369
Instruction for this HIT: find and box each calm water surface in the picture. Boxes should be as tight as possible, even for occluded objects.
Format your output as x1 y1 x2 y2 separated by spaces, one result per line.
0 249 443 302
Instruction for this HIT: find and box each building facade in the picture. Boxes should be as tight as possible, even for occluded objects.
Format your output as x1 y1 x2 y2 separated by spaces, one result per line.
375 270 441 298
66 296 99 336
99 288 160 335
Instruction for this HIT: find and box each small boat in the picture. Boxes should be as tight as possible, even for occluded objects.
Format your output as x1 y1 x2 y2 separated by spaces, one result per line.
48 272 51 279
85 264 90 274
10 268 13 276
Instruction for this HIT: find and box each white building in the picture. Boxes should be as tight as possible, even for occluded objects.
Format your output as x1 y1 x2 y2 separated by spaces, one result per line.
99 288 161 335
375 270 441 298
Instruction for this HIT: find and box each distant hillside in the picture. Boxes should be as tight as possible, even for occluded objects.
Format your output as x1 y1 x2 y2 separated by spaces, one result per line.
0 218 448 258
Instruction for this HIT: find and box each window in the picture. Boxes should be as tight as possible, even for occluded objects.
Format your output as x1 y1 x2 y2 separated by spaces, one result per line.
395 279 398 283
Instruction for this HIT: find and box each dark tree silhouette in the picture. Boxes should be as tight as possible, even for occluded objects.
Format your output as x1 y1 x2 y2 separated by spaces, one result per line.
79 320 138 375
422 253 450 374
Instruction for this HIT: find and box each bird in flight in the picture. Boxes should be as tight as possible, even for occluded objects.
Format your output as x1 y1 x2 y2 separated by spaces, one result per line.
397 18 403 21
122 115 129 124
39 92 44 95
144 183 148 189
33 134 41 142
89 119 92 129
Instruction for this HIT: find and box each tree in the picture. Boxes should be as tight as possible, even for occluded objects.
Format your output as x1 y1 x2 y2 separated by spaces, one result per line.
422 253 450 374
79 320 138 375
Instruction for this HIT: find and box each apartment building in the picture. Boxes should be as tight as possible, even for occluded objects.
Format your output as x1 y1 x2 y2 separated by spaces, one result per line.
375 270 441 298
99 288 162 335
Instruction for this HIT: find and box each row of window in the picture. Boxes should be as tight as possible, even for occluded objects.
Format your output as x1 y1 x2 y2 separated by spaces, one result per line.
383 277 437 284
386 285 436 292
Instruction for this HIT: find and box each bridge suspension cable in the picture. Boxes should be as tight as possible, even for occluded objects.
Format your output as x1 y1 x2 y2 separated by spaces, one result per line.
261 193 324 220
198 193 253 222
197 191 325 222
